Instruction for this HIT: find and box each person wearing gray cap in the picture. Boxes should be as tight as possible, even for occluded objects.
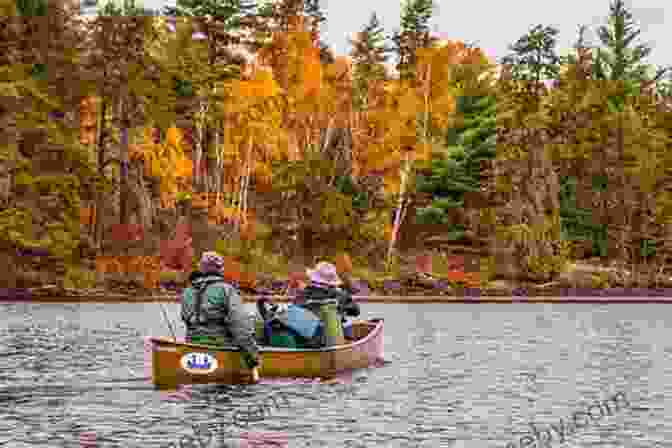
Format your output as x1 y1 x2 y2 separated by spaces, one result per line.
181 251 261 379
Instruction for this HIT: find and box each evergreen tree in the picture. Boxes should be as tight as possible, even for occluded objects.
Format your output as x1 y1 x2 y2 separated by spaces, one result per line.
417 93 496 229
163 0 256 26
14 0 48 16
591 0 670 83
500 24 562 84
303 0 333 63
415 42 497 231
348 12 391 111
390 0 437 81
98 0 151 15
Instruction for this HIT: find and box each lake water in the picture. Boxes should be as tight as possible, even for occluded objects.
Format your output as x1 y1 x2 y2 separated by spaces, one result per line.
0 300 670 447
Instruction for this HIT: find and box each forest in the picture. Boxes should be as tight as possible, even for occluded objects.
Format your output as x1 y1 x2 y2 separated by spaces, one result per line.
2 0 672 297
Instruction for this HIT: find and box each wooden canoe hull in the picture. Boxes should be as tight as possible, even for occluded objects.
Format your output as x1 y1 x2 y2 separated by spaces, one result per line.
149 319 384 388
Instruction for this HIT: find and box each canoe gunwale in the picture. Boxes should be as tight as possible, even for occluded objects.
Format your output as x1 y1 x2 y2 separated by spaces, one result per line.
150 318 384 354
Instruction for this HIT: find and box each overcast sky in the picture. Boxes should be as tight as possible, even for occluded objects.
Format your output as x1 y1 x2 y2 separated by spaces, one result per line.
96 0 670 72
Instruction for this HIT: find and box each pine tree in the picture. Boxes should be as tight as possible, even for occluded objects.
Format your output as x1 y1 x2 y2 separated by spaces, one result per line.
500 24 562 85
390 0 437 81
348 12 391 111
417 43 497 230
163 0 255 20
591 0 670 84
14 0 48 16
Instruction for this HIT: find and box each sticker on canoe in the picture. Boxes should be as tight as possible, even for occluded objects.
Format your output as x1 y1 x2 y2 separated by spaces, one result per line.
180 352 218 374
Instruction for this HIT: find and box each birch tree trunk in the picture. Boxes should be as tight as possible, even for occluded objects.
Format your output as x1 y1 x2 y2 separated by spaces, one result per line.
241 134 253 227
119 96 130 228
194 99 208 194
386 154 410 270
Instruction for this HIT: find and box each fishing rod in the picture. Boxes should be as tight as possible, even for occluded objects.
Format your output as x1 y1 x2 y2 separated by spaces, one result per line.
157 298 177 343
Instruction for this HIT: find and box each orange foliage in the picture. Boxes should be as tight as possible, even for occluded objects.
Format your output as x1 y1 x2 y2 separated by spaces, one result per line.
95 255 122 274
220 256 257 288
335 252 353 274
303 46 322 97
445 269 481 287
79 96 97 145
239 218 257 241
80 205 96 228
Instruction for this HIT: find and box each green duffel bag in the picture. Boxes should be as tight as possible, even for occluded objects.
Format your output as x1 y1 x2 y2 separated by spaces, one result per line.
269 328 299 348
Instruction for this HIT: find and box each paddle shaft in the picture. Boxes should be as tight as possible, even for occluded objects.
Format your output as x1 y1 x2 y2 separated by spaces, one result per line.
158 301 177 342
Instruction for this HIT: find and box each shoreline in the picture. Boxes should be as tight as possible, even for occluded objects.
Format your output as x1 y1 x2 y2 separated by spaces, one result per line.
5 291 672 303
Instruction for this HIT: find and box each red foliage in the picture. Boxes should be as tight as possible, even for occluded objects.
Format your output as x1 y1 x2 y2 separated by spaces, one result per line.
110 223 144 242
159 218 193 272
415 253 433 274
446 255 465 270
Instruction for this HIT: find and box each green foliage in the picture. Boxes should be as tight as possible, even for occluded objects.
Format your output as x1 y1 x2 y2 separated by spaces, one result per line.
640 238 656 259
415 205 447 225
271 145 354 235
391 0 437 80
334 175 370 210
63 266 97 289
175 77 194 98
164 0 256 26
14 0 48 16
98 0 151 15
417 93 496 226
500 24 562 83
502 220 570 278
559 176 609 257
176 191 192 203
0 208 38 248
591 0 670 84
349 12 392 110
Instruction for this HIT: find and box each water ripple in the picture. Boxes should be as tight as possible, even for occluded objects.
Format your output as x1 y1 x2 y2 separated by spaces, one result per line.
1 302 672 446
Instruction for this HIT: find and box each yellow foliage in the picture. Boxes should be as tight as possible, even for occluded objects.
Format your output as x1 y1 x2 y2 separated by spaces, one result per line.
166 126 183 148
209 204 238 225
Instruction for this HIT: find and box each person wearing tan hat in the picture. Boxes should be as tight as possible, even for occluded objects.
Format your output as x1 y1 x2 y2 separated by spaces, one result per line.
294 261 361 346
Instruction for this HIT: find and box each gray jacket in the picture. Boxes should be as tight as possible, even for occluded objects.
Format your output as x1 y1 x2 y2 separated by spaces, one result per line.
180 271 259 367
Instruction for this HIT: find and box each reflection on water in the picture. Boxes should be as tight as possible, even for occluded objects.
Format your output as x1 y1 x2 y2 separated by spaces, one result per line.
1 301 671 447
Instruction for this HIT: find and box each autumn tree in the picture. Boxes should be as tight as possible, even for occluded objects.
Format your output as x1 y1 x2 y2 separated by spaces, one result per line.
161 1 260 195
553 1 672 262
80 10 186 251
351 41 465 268
0 2 102 282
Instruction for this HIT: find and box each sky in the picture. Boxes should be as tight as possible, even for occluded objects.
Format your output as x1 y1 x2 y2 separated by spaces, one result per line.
87 0 671 74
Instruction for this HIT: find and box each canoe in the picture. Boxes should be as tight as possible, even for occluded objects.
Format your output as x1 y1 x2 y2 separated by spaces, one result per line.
149 318 384 388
